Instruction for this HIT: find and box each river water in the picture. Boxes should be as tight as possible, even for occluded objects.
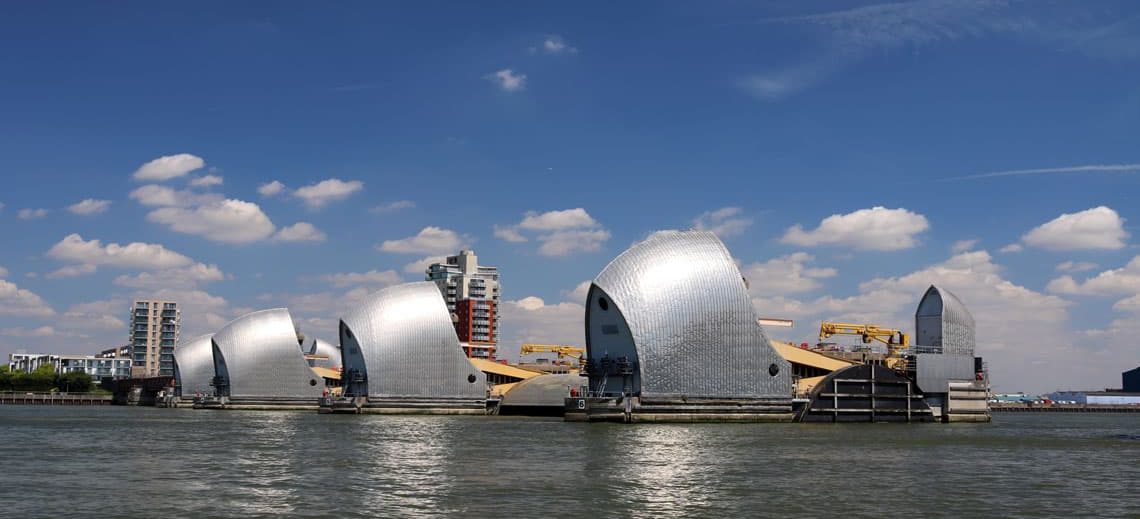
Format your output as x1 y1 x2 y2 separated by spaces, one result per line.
0 407 1136 518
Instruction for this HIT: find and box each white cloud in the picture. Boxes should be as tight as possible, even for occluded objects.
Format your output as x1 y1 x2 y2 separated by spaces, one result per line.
258 180 286 197
1000 243 1023 253
538 229 611 257
113 263 225 290
493 225 528 243
370 200 415 213
274 222 327 243
498 296 585 362
256 286 384 342
1113 294 1140 313
189 174 224 187
61 299 127 331
1056 261 1098 273
951 239 978 253
485 69 526 92
539 35 577 54
138 288 230 339
1046 256 1140 296
47 234 194 270
750 295 816 321
693 207 753 237
496 208 611 256
322 269 403 289
0 265 7 278
781 206 930 251
403 256 446 274
742 252 837 296
1021 206 1128 251
132 153 205 181
740 2 1129 100
738 74 814 100
67 199 111 216
565 281 592 304
378 227 468 255
293 178 364 209
519 208 599 231
129 184 223 208
0 326 57 338
147 199 276 244
45 264 97 279
0 279 54 317
18 208 48 220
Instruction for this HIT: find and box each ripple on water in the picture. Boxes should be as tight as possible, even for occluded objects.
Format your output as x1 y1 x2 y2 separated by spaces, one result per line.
0 409 1137 518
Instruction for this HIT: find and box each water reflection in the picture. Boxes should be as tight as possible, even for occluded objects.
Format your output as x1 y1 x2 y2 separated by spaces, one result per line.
353 416 457 516
613 426 713 517
3 408 1139 518
216 411 306 516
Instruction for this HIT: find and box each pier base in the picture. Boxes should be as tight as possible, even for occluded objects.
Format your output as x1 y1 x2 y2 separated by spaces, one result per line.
319 396 489 415
566 396 794 423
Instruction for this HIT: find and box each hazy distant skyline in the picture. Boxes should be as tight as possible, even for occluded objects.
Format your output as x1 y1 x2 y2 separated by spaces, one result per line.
2 1 1139 393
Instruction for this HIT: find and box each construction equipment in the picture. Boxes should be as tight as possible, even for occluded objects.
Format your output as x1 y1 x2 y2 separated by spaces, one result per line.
520 344 586 363
818 321 910 370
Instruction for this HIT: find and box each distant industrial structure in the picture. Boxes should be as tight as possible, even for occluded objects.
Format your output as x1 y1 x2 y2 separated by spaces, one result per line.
129 300 180 378
7 352 131 380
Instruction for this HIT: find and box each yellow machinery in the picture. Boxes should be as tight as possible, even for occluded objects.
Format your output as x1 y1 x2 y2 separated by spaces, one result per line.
519 344 586 363
818 321 910 370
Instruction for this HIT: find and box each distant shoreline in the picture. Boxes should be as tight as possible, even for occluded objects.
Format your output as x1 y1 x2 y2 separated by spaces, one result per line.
991 404 1139 413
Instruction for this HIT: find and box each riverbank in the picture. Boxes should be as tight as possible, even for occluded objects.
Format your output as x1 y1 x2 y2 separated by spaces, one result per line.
0 391 112 405
991 403 1139 412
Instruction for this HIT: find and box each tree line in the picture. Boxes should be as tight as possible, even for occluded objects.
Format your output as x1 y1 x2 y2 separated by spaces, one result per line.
0 365 94 392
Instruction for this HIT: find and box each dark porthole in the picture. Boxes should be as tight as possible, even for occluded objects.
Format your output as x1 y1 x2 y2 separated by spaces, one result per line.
598 297 609 311
768 363 780 377
309 379 318 386
467 374 477 383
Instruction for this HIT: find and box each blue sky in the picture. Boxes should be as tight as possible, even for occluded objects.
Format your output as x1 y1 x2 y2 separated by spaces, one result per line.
1 1 1139 393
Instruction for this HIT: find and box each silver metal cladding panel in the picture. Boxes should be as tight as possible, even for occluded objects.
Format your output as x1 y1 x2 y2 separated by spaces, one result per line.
339 282 485 399
915 285 976 356
500 373 584 407
311 338 342 370
173 334 214 396
212 308 324 399
915 354 976 393
590 230 791 398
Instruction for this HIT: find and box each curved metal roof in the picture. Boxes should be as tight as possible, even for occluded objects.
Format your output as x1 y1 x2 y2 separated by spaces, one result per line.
587 230 791 398
309 338 342 371
500 373 582 407
173 334 214 396
212 308 324 399
915 285 976 356
339 282 486 399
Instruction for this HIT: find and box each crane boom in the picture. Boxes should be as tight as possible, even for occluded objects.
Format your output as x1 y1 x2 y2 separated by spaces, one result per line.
818 322 909 347
818 321 910 370
520 343 586 361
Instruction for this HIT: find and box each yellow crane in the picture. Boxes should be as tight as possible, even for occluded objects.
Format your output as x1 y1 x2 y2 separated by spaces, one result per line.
519 344 586 363
818 321 910 370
